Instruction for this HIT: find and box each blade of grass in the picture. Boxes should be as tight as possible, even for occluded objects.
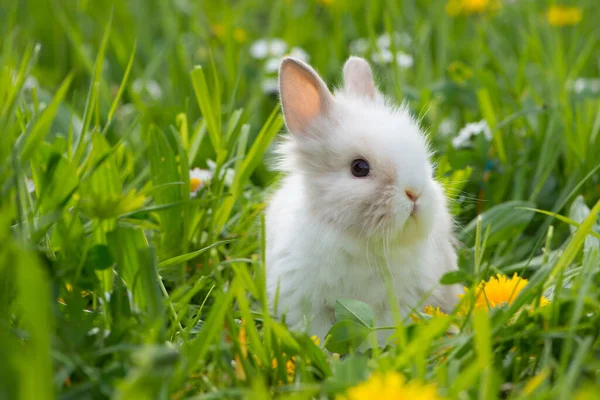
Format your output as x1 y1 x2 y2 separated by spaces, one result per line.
157 239 235 270
20 74 73 162
106 41 137 125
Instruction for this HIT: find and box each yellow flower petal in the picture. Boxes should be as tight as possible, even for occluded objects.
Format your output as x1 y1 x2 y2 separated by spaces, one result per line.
311 335 321 346
233 28 247 43
339 372 443 400
459 273 550 313
424 305 447 317
212 23 225 39
445 0 499 16
547 6 582 27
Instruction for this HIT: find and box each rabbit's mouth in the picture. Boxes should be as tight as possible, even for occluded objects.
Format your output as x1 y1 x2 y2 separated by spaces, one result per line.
410 203 419 216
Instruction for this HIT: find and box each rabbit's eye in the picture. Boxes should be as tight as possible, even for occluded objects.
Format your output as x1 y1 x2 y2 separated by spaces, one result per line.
351 158 370 177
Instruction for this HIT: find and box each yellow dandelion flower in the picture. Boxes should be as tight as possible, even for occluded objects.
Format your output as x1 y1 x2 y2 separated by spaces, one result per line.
424 305 448 317
212 23 226 39
272 356 296 381
410 306 447 323
459 273 550 311
339 372 443 400
234 322 248 380
233 28 247 43
268 335 321 384
445 0 500 17
547 6 582 27
446 0 488 16
311 335 321 346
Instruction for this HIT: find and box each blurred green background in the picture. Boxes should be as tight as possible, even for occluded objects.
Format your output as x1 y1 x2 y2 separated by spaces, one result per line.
1 0 600 399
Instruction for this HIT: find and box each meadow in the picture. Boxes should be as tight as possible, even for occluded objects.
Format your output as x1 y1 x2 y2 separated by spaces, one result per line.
1 0 600 398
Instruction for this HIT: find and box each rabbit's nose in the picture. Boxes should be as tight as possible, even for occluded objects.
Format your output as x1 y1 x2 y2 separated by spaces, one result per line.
405 189 419 203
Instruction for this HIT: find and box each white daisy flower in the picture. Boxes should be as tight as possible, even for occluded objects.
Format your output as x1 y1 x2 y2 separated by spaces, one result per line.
569 78 600 94
189 168 213 197
377 32 412 49
24 76 39 92
349 38 369 55
269 39 288 56
263 47 308 76
372 49 413 68
132 79 163 101
396 52 414 68
452 120 493 149
261 78 279 95
398 32 412 47
372 48 393 65
116 103 137 121
439 118 456 137
572 79 586 93
174 0 191 14
288 47 310 62
376 33 392 49
250 38 288 59
264 58 280 74
25 177 35 194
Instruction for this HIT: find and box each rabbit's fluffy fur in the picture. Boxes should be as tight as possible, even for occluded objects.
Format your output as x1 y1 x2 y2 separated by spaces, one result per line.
266 56 460 344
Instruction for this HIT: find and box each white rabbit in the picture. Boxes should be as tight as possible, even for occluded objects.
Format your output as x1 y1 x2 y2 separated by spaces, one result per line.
265 56 461 345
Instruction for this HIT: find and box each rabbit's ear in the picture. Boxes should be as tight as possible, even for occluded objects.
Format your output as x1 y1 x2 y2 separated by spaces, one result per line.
279 57 333 135
343 56 376 100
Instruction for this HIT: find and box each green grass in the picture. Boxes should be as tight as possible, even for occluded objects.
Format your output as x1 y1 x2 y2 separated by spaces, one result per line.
1 0 600 398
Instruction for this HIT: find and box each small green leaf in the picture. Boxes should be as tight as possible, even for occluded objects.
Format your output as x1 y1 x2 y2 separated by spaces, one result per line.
440 270 470 285
270 321 301 353
85 244 114 270
325 320 370 354
20 74 73 162
334 298 374 327
324 354 369 392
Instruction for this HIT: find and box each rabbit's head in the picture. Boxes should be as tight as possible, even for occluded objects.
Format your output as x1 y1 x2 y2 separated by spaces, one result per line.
276 56 448 244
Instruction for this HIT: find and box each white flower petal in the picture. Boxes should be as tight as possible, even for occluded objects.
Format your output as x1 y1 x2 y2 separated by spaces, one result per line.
376 33 391 49
132 79 163 101
439 119 456 137
264 57 280 74
261 78 279 94
452 120 492 149
146 80 163 100
371 48 393 64
288 47 309 62
224 169 235 187
24 76 39 92
569 77 600 94
349 38 369 54
25 178 35 194
268 39 288 56
398 32 412 47
206 160 217 170
250 39 269 59
452 132 471 149
396 52 414 68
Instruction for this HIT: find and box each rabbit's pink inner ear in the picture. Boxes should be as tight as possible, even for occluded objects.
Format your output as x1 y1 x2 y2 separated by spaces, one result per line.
343 56 376 100
279 58 330 134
